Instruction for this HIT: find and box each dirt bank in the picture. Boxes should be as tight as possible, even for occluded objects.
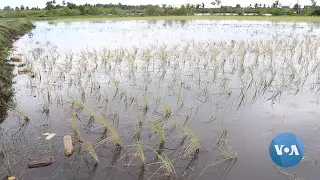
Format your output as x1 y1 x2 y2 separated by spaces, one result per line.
0 20 34 122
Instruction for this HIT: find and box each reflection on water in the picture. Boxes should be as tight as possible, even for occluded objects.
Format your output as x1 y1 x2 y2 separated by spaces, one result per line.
12 20 320 53
2 20 320 180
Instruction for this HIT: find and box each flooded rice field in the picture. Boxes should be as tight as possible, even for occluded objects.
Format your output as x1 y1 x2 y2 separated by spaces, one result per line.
1 20 320 180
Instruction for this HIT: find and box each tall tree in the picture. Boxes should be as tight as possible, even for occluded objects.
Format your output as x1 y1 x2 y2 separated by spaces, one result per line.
264 4 266 8
311 0 317 9
272 0 280 8
254 3 259 8
211 0 222 7
3 6 11 10
66 2 76 9
45 1 54 10
293 2 301 13
236 4 241 8
202 2 205 8
20 5 25 10
62 0 66 6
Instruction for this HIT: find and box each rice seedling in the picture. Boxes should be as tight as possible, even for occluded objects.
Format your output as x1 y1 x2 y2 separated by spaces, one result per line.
82 141 99 164
72 100 122 147
72 112 83 142
72 112 101 163
133 110 143 141
181 126 201 157
164 104 172 121
152 150 175 177
214 120 237 161
130 140 146 168
152 121 166 144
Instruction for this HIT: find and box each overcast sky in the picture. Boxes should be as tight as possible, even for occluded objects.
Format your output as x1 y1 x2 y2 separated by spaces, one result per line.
0 0 317 9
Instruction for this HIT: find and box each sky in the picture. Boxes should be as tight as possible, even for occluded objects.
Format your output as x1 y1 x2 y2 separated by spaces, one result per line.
0 0 317 9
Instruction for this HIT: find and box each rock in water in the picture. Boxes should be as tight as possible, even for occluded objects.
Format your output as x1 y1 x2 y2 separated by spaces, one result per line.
10 56 22 62
28 156 55 168
63 135 73 157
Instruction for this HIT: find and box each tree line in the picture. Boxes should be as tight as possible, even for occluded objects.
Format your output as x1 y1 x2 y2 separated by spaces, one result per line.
0 0 320 18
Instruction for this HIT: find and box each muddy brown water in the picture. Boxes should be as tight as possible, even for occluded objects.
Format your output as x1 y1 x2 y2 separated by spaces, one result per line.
1 20 320 180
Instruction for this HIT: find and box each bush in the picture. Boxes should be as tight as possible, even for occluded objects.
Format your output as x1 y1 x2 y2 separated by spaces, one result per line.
311 9 320 16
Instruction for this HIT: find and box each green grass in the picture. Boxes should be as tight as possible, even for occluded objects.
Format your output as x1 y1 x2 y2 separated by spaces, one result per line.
0 19 33 122
4 15 320 23
0 20 34 47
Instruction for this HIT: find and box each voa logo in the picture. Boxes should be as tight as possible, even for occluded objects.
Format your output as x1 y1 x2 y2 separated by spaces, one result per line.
269 133 304 168
274 145 300 156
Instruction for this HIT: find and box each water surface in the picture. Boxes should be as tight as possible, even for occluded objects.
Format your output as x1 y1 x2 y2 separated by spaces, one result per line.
1 20 320 180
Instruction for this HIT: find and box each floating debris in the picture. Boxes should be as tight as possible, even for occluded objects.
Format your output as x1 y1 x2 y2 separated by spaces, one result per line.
45 133 56 140
63 135 73 157
7 176 16 180
28 156 55 168
10 56 22 62
43 133 50 136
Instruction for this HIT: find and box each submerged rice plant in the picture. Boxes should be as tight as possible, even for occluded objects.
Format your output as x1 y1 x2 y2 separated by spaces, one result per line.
82 141 100 163
72 100 122 147
135 140 146 167
152 121 166 143
181 126 201 157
